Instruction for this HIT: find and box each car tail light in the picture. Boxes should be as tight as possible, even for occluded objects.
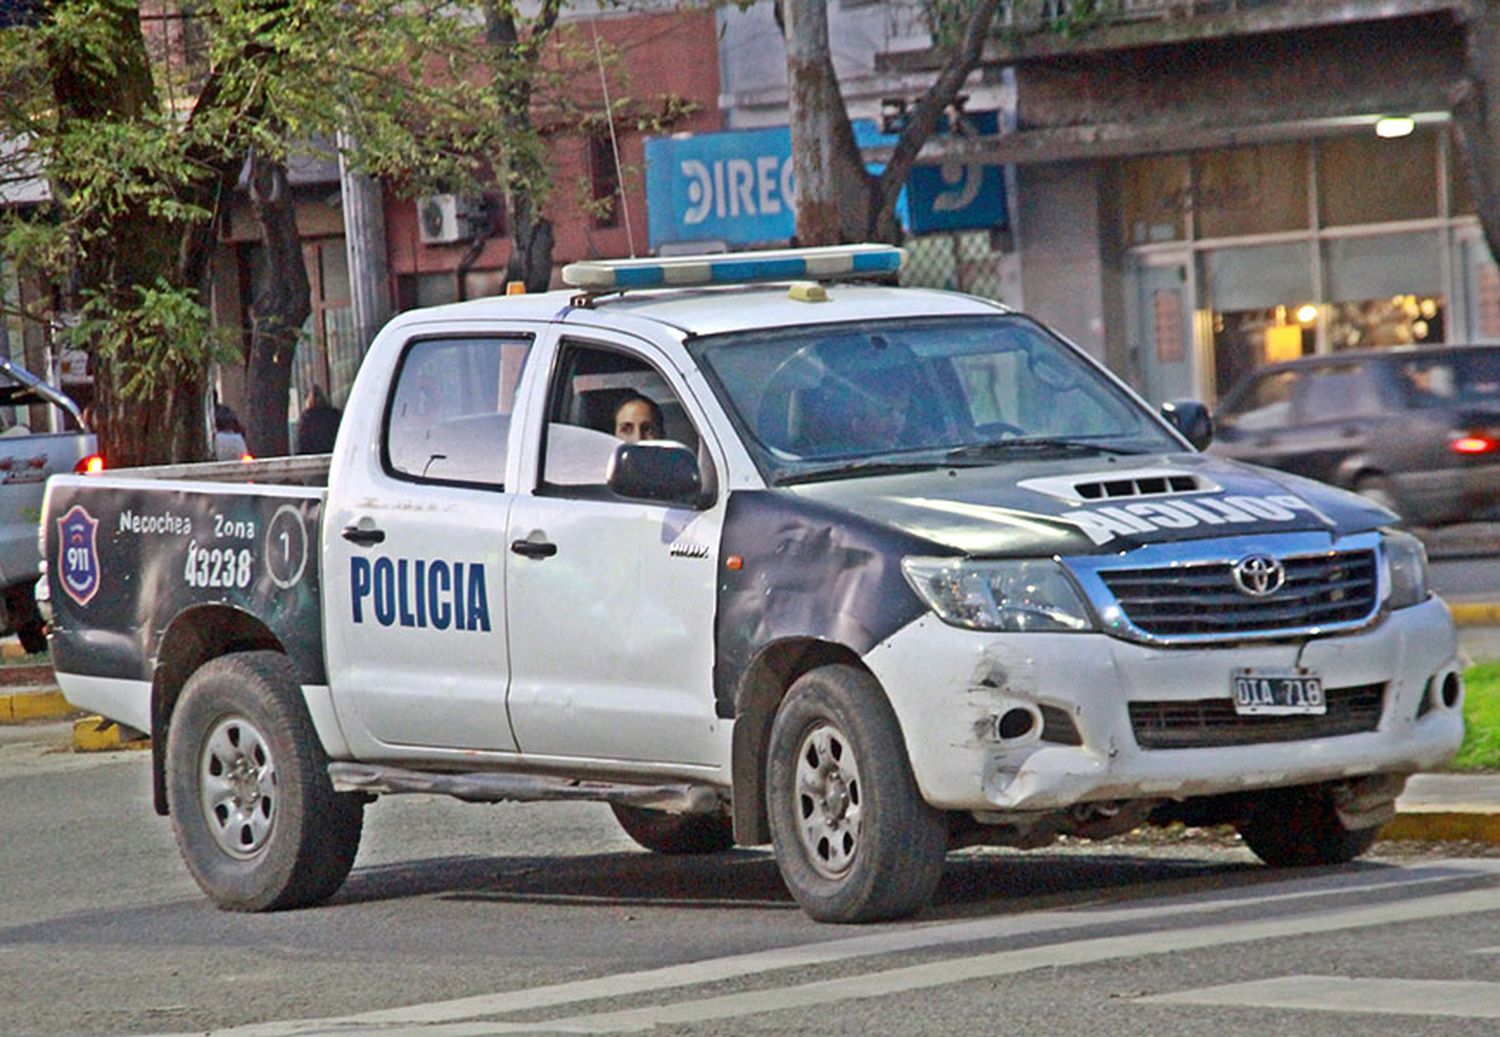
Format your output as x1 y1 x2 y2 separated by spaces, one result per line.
74 454 105 474
1450 434 1499 455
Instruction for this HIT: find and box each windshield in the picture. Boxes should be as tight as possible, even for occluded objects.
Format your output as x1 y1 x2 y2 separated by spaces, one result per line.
689 315 1182 484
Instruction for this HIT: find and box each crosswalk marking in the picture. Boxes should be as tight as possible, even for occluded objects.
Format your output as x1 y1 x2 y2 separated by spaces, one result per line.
177 875 1500 1037
1141 976 1500 1019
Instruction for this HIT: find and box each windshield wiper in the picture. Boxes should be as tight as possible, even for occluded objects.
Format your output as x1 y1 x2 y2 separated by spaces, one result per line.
943 437 1143 461
774 458 954 486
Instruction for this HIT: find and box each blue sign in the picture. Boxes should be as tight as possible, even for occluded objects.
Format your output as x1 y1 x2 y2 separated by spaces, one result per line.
646 115 1008 248
905 110 1008 235
645 122 895 250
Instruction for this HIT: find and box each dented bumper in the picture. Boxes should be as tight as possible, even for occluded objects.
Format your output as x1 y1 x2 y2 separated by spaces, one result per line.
865 595 1464 813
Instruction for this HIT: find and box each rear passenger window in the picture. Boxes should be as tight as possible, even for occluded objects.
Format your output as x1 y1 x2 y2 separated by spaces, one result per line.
385 336 531 488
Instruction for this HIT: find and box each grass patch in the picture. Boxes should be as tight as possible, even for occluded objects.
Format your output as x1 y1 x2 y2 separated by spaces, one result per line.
1456 662 1500 770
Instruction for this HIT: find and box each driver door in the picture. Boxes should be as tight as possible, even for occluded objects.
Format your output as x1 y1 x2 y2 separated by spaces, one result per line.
504 336 727 767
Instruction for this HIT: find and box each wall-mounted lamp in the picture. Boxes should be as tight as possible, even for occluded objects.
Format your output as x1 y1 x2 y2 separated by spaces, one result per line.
1376 116 1416 139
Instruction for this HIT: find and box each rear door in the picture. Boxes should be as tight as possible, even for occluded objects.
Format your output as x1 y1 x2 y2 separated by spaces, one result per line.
323 328 537 753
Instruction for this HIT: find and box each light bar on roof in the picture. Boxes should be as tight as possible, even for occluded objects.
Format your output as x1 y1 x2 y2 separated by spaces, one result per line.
561 244 905 291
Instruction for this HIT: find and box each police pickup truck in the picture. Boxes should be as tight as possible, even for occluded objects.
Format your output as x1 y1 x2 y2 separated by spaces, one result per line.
41 245 1463 923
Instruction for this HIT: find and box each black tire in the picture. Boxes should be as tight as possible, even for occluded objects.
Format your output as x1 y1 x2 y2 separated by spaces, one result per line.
766 664 947 923
166 651 364 911
610 803 735 855
4 584 46 655
1236 785 1380 867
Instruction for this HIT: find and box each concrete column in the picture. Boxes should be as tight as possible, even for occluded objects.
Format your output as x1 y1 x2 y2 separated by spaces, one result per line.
337 131 393 355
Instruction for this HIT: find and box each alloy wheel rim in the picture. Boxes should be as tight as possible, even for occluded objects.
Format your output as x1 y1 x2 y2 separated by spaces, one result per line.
199 715 277 859
793 721 863 879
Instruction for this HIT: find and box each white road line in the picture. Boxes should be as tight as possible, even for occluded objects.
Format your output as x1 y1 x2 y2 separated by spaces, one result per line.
176 876 1500 1037
1141 976 1500 1019
196 864 1487 1037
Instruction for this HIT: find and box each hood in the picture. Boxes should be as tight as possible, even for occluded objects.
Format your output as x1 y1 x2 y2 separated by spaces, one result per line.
787 452 1393 557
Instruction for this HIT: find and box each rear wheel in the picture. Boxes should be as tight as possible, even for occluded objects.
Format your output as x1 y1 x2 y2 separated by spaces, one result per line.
167 651 364 911
1236 785 1380 867
766 664 947 923
610 803 735 855
4 585 46 655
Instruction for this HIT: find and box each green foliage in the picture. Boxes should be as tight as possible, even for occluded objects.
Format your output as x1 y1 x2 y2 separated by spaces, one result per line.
1456 662 1500 771
65 279 237 399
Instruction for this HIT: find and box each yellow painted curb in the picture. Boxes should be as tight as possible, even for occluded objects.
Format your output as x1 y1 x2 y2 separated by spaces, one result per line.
1380 810 1500 844
0 689 73 723
0 641 28 661
72 716 150 753
1448 602 1500 626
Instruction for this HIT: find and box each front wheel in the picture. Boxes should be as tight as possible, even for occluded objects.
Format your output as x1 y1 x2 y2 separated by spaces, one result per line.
766 665 947 923
167 651 364 911
1236 785 1380 867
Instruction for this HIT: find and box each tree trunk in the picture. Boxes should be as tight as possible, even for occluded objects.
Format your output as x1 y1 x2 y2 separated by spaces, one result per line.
784 0 871 245
505 191 556 293
244 157 311 458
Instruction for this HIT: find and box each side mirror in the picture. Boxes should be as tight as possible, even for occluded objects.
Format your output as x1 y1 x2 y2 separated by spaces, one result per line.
607 441 706 508
1160 399 1214 450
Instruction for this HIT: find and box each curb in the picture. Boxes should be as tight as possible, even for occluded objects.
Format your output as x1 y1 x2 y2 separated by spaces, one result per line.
1381 808 1500 844
72 715 150 753
0 687 73 724
1449 602 1500 626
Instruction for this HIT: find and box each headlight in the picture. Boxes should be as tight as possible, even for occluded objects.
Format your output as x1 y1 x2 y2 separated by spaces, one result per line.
1383 531 1429 609
901 557 1095 632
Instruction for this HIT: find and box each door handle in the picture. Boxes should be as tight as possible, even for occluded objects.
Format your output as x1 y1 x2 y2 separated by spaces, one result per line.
510 539 558 559
341 525 386 546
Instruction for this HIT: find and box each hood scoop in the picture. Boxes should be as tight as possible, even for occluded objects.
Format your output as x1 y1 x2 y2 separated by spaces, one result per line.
1018 468 1220 505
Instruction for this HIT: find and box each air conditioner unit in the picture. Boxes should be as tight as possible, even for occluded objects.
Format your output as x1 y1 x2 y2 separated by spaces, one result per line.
417 194 481 245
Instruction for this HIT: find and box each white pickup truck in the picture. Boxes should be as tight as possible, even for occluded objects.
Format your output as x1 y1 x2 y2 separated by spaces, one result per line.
41 245 1464 923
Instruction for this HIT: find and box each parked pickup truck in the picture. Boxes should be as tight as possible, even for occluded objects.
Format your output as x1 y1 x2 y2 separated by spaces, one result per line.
41 245 1463 923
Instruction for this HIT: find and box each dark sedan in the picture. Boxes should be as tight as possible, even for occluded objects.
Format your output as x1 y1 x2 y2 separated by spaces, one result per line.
1210 344 1500 525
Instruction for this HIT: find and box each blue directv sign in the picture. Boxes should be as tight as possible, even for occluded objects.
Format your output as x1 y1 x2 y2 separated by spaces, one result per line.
905 110 1008 235
645 121 894 250
646 114 1008 249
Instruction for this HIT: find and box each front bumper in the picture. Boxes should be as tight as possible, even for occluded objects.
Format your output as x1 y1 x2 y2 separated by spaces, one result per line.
865 595 1463 813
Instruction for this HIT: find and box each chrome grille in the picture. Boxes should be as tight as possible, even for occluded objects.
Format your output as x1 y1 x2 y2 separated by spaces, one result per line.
1098 550 1378 638
1129 683 1385 750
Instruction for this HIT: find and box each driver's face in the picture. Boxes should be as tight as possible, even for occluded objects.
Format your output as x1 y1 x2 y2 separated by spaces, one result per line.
614 400 659 442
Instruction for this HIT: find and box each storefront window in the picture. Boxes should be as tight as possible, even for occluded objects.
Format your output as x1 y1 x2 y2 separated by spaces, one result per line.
1324 232 1444 349
1120 154 1189 246
1193 142 1309 239
1318 130 1437 227
1203 243 1315 397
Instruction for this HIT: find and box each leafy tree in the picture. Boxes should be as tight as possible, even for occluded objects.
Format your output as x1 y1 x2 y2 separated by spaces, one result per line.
0 2 696 463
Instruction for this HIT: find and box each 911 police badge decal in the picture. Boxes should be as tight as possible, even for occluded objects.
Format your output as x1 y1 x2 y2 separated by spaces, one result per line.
57 504 101 606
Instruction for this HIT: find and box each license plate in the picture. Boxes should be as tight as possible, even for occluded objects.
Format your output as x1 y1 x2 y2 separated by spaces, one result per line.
1231 668 1326 716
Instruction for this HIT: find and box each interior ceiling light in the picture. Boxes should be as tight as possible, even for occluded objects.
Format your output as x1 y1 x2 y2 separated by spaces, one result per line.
1296 304 1318 324
1376 116 1416 139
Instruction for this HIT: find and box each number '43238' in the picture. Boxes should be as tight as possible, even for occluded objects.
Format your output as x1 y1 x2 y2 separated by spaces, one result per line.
184 542 253 589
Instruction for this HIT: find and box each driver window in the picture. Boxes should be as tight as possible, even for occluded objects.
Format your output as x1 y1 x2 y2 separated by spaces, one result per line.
541 342 708 494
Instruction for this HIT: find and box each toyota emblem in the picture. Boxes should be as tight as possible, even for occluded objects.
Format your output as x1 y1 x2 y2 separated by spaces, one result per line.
1232 554 1286 597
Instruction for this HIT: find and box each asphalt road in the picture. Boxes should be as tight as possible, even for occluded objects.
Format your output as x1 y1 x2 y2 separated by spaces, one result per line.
1430 555 1500 604
3 722 1500 1037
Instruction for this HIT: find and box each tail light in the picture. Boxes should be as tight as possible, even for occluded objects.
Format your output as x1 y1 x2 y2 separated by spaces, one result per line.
1449 434 1499 455
74 454 105 474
